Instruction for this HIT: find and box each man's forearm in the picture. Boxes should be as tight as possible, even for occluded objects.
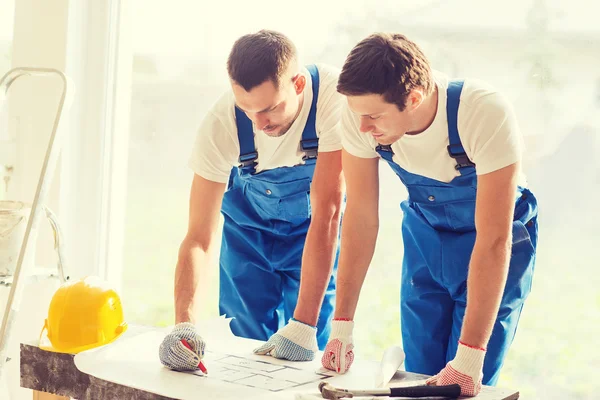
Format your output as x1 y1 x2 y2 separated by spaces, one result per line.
461 238 512 348
294 211 342 326
174 237 213 324
334 204 378 319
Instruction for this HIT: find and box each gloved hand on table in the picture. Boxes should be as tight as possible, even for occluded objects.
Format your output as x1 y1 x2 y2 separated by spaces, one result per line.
321 319 354 374
159 322 206 371
253 318 318 361
426 340 485 397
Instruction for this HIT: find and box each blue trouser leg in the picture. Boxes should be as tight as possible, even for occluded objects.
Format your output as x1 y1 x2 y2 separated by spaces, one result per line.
401 261 454 375
400 204 454 375
219 220 283 341
219 261 283 341
220 216 338 346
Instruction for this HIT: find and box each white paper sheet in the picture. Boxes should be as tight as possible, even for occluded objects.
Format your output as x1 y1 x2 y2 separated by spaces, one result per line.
74 317 356 400
73 318 518 400
186 350 333 392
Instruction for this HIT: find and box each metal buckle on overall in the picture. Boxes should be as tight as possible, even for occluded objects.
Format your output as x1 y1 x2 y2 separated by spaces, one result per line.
301 139 319 161
454 162 474 170
446 144 475 169
238 152 258 168
376 144 394 153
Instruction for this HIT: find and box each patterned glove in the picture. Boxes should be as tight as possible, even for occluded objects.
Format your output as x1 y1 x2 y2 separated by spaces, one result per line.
321 319 354 374
159 322 206 371
426 341 486 397
253 318 318 361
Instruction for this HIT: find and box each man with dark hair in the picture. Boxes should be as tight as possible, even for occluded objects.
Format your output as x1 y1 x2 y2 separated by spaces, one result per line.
158 30 345 371
321 33 538 397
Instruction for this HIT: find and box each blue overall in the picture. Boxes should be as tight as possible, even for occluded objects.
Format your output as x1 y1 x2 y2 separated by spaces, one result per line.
376 81 538 385
219 65 337 350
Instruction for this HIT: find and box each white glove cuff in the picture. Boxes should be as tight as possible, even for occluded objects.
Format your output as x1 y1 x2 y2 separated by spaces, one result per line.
285 319 318 346
330 319 354 338
174 322 196 331
452 342 486 377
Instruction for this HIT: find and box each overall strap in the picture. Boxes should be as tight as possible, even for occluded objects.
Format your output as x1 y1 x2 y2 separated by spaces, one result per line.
300 64 320 164
234 106 258 173
446 80 475 174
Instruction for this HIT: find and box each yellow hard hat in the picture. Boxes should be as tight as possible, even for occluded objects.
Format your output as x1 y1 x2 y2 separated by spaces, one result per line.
39 276 128 354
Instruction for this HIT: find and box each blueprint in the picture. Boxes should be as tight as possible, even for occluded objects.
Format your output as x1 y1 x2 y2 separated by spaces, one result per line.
190 351 333 392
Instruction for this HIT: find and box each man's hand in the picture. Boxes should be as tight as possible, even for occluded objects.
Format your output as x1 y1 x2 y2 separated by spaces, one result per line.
321 319 354 374
159 322 206 371
253 319 318 361
426 341 486 397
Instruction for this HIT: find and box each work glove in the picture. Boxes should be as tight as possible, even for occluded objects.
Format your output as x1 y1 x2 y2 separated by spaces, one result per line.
426 341 485 397
321 319 354 374
253 318 318 361
159 322 206 372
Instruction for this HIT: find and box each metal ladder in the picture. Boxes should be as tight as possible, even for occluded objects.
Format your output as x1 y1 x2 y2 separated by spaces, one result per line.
0 67 72 387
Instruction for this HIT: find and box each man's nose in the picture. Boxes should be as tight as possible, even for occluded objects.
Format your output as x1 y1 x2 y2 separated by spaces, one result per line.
359 119 374 133
249 113 269 130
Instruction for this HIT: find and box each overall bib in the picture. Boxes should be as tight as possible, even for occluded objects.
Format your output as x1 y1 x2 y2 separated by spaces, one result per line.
219 65 337 350
376 81 538 385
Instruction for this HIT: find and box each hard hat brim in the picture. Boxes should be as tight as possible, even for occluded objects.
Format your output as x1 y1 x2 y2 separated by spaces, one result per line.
39 322 128 354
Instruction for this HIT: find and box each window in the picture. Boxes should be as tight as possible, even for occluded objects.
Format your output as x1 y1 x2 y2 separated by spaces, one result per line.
121 0 358 324
112 2 599 399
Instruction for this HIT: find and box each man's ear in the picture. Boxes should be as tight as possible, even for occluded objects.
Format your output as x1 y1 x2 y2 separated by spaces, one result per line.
293 74 306 94
406 88 425 111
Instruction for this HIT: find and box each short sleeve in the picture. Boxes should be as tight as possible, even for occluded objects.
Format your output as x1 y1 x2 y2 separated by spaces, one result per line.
460 92 523 175
188 111 239 183
340 102 378 158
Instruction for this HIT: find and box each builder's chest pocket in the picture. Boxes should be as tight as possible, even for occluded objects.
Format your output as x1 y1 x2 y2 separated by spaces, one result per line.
278 178 311 221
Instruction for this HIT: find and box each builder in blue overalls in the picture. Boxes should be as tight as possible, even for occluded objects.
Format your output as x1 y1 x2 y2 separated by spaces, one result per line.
158 30 345 371
319 33 538 397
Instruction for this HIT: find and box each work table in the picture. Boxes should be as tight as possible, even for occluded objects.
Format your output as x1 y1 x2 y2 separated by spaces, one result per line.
20 325 520 400
21 341 172 399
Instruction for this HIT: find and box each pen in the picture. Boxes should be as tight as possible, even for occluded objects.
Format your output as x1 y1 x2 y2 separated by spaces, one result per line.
180 339 208 374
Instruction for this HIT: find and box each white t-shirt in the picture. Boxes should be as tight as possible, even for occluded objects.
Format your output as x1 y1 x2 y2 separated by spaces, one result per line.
189 64 343 184
341 71 527 185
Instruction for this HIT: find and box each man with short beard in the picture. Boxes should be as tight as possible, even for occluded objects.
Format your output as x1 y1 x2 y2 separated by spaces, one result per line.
159 30 345 372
